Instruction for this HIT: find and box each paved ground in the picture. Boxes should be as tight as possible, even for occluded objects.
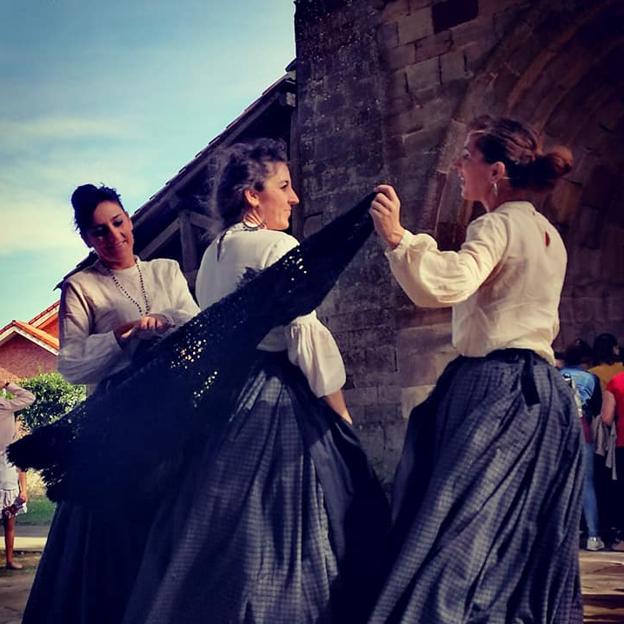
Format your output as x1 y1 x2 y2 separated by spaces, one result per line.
1 527 623 623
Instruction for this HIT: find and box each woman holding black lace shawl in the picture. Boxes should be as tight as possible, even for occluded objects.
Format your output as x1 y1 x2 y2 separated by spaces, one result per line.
119 139 389 624
368 116 583 623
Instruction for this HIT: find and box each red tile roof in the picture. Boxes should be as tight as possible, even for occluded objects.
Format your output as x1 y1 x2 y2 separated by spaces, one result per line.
12 321 60 351
0 303 60 354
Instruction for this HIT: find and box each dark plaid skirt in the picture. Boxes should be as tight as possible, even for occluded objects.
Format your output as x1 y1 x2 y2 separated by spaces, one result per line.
118 351 389 624
368 349 584 624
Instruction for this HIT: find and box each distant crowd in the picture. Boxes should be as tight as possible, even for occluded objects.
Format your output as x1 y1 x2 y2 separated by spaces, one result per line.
556 332 624 551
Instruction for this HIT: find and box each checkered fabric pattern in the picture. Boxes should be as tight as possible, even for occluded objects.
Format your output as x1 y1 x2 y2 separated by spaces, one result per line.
369 351 584 624
121 354 388 624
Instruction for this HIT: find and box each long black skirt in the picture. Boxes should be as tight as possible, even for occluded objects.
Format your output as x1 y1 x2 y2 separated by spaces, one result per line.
118 351 389 624
368 349 584 624
23 501 149 623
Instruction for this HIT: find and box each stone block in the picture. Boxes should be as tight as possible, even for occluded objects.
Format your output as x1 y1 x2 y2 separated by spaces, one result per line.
387 69 409 99
396 323 455 386
364 402 402 424
395 304 452 329
505 33 545 77
383 419 408 460
414 29 453 62
302 213 323 238
435 118 467 173
382 42 417 70
385 133 408 159
398 7 434 45
606 296 624 323
330 307 394 332
352 369 401 388
440 48 470 83
493 5 529 39
378 384 403 403
387 105 426 136
344 386 378 406
402 126 446 162
381 0 411 21
387 94 417 116
405 56 440 91
449 15 496 49
378 21 400 49
365 345 398 373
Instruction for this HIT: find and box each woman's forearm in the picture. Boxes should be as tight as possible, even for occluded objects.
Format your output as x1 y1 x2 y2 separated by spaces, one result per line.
323 390 352 424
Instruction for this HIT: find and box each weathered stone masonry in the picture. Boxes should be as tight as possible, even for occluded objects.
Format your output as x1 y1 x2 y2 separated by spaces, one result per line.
294 0 624 479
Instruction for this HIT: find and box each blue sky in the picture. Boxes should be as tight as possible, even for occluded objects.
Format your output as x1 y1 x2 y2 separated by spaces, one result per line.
0 0 296 324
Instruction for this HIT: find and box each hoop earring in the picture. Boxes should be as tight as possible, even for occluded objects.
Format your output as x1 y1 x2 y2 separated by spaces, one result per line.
491 181 498 197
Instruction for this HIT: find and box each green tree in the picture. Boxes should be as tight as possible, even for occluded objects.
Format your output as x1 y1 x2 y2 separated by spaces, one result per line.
17 372 86 432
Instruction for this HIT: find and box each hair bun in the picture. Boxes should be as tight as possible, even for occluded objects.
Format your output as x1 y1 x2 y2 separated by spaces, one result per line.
71 184 100 211
529 146 573 191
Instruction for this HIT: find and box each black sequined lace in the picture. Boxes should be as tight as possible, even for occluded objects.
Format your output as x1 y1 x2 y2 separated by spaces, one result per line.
8 194 375 506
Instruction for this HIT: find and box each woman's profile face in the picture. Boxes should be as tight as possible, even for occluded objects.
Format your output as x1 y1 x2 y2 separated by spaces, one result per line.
247 161 299 231
454 134 495 204
82 200 135 268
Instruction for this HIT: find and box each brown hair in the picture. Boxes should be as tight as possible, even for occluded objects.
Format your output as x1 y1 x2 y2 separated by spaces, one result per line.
468 115 572 192
209 138 288 235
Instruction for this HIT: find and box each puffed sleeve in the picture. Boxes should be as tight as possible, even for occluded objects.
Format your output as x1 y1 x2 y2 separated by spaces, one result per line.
385 211 509 308
156 260 200 327
265 235 346 398
57 280 126 385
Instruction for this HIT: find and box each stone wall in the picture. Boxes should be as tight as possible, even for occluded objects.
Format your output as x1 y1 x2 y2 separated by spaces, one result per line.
295 0 624 479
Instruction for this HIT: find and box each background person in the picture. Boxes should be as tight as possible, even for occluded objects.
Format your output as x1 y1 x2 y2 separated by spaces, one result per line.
559 340 604 551
0 380 35 569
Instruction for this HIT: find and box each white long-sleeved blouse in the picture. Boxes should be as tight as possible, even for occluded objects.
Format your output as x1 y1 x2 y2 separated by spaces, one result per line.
58 258 200 392
196 226 346 398
385 201 566 364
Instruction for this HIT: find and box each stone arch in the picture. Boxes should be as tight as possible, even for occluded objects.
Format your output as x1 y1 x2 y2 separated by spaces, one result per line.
427 0 624 345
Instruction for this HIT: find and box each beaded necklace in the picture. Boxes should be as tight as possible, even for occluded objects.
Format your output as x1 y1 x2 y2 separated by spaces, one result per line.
105 260 151 316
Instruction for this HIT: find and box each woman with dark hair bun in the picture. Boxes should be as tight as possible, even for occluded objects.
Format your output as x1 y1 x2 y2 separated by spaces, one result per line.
368 116 583 623
119 138 389 624
23 183 199 624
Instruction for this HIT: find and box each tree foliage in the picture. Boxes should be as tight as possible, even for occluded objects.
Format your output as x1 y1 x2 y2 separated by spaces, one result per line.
17 372 86 432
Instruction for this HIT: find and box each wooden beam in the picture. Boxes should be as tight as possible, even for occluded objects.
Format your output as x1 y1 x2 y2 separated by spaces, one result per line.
179 210 199 273
138 218 180 259
189 211 213 231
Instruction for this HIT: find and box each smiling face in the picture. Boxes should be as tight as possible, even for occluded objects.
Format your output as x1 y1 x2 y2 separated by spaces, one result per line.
454 134 498 206
82 200 135 269
244 161 299 231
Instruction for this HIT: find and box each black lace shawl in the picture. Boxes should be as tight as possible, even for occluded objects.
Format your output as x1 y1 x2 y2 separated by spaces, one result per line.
8 194 375 507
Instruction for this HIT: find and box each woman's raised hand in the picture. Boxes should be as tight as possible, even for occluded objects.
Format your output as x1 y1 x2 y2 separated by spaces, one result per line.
370 184 405 249
114 314 173 345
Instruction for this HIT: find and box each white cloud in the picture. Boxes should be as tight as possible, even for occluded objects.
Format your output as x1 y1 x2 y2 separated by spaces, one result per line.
0 115 138 151
0 114 155 256
0 186 84 255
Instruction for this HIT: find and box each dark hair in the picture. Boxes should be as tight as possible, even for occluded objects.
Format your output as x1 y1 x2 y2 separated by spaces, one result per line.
593 333 620 366
71 184 124 234
208 138 288 234
468 116 573 192
563 339 592 367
